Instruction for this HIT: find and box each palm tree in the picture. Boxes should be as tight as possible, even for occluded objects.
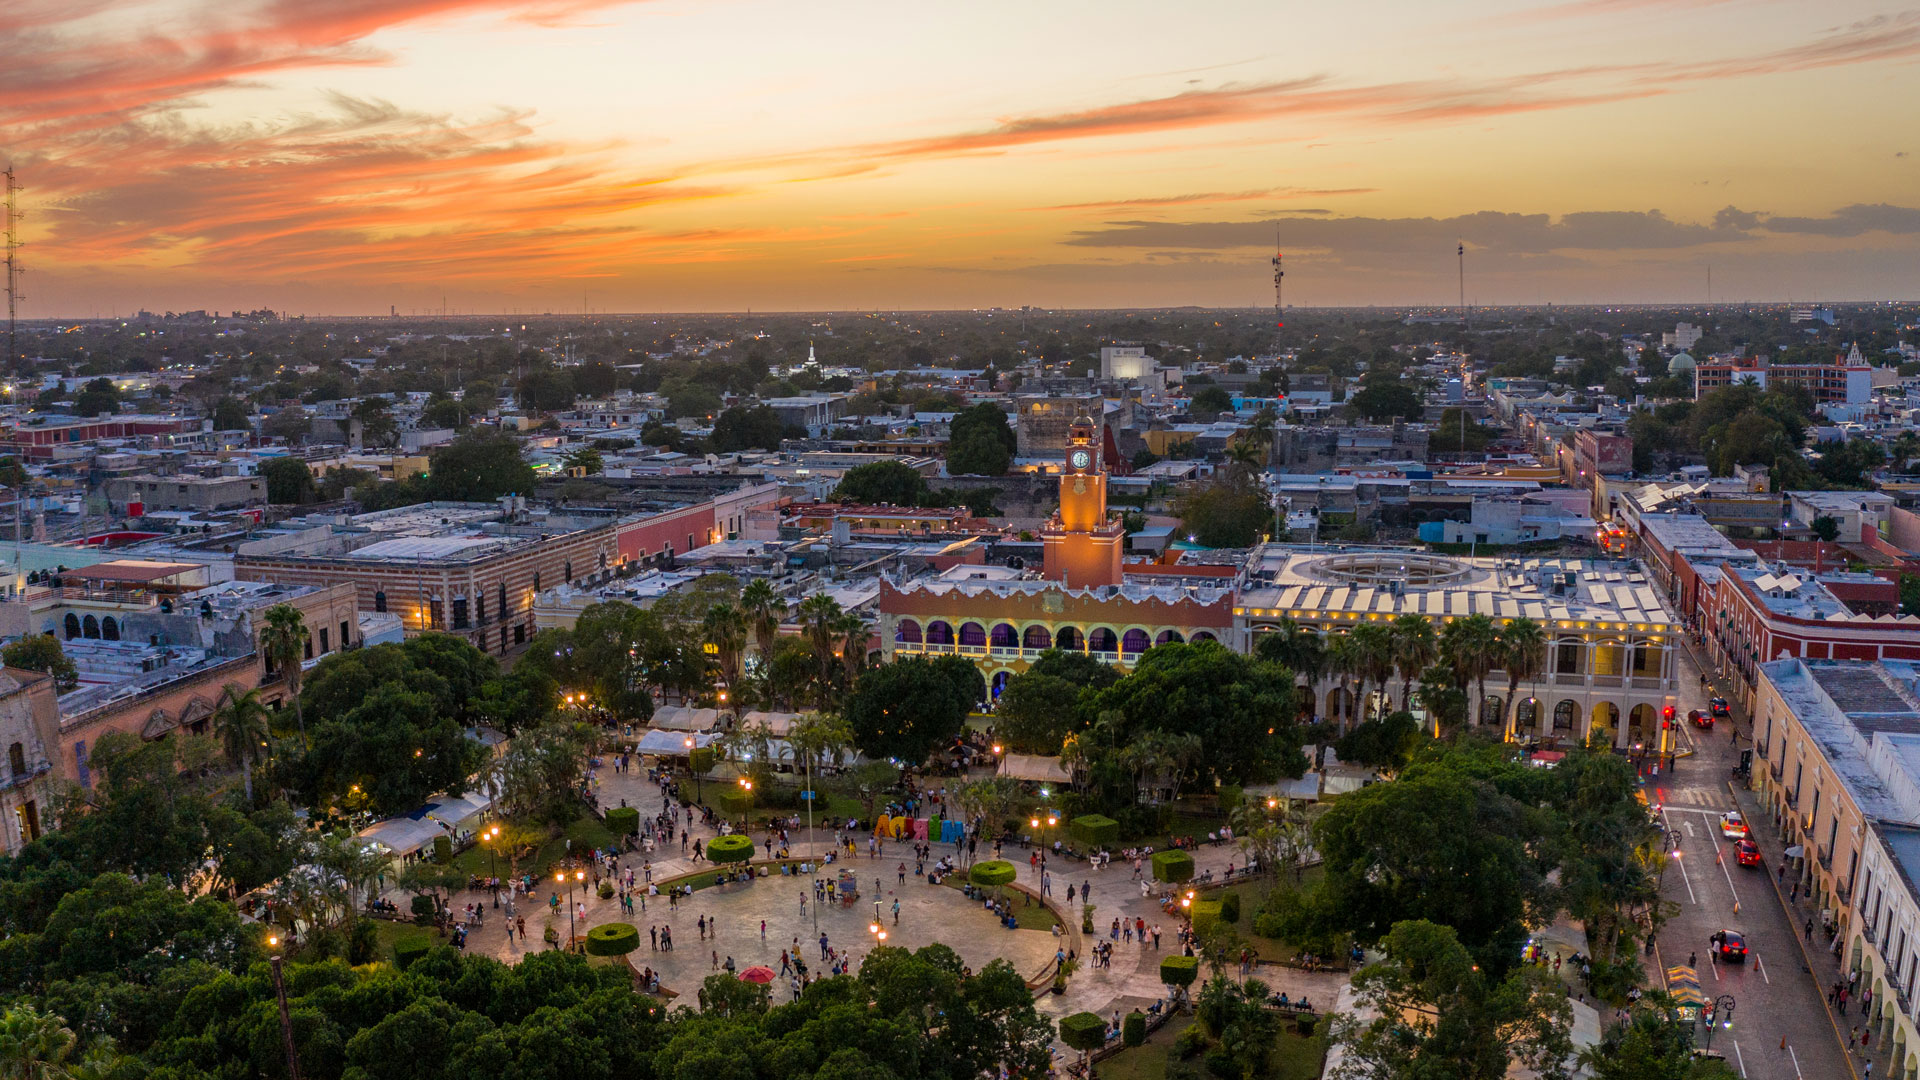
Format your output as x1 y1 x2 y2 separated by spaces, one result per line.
1390 614 1437 711
832 609 869 688
1224 441 1263 491
1323 633 1360 730
739 579 782 663
1245 407 1278 463
702 602 747 698
796 594 844 708
1441 614 1501 728
1348 623 1396 723
1254 619 1324 709
260 604 311 740
1497 617 1548 742
0 1004 78 1080
211 683 270 805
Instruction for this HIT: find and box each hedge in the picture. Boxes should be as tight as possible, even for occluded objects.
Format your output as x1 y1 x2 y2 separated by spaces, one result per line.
1070 814 1118 848
604 807 639 837
1190 900 1222 937
1123 1011 1147 1047
1220 890 1241 924
393 938 431 970
688 748 716 775
717 789 752 818
969 860 1017 888
1152 850 1194 884
706 835 754 864
1160 954 1199 989
585 922 640 956
432 835 453 865
1059 1012 1107 1053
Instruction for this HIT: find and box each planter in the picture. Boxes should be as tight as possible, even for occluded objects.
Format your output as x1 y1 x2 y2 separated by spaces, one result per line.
1070 814 1118 848
706 835 754 864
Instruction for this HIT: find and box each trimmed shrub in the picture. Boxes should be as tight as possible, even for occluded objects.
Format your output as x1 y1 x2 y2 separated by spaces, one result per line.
1172 1021 1208 1058
410 894 436 926
348 919 378 966
1152 849 1195 884
1190 899 1222 937
1070 814 1118 848
432 835 453 865
585 922 641 956
969 860 1017 888
1123 1011 1147 1048
1220 890 1241 925
706 834 754 864
393 937 430 969
597 880 614 900
688 748 716 775
717 789 751 818
1059 1012 1107 1054
604 807 639 837
1294 1014 1317 1036
1160 954 1200 990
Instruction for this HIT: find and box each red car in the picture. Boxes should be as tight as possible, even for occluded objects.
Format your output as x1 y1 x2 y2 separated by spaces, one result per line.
1688 709 1715 730
1733 839 1762 867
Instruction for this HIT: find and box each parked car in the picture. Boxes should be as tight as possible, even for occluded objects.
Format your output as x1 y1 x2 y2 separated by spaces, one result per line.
1688 709 1715 729
1720 811 1749 839
1710 929 1748 962
1733 839 1762 866
1709 697 1731 718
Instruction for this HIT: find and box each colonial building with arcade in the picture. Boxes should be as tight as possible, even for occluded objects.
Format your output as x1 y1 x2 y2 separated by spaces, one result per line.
879 416 1234 696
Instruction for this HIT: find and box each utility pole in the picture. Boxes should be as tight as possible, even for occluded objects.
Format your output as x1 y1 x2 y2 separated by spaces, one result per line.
270 953 303 1080
4 168 23 374
1456 241 1466 327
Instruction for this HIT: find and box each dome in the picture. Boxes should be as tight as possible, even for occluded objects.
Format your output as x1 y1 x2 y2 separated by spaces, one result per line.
1667 352 1696 373
1071 414 1096 428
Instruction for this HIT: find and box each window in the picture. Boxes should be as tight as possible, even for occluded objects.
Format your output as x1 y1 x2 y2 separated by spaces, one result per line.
340 620 350 649
563 561 573 584
318 628 329 653
101 616 119 641
498 582 507 616
477 595 486 623
303 637 313 660
82 614 99 639
452 598 469 629
1554 638 1581 675
63 613 80 639
7 741 24 777
533 571 541 592
374 591 387 613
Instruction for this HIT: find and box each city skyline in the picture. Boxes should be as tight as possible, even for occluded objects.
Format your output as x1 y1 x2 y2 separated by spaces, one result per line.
5 0 1920 315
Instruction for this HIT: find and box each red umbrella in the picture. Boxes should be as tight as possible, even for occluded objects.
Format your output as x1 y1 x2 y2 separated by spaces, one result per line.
739 965 777 984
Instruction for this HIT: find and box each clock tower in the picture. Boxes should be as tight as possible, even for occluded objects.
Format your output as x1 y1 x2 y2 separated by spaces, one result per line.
1042 416 1124 587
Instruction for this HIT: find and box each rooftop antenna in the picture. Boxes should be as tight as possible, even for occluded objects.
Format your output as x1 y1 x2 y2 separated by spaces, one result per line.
4 167 23 373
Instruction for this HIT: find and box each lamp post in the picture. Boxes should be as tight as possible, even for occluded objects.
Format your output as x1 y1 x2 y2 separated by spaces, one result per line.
1702 994 1735 1052
555 868 586 950
267 936 302 1080
738 776 753 829
684 735 704 802
486 825 502 908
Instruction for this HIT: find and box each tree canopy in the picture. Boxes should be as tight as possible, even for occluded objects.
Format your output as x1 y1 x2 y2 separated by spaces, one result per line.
842 655 981 764
945 404 1015 477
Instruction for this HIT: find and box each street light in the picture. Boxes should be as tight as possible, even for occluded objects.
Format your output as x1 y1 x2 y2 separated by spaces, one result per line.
555 868 586 950
266 935 302 1080
684 735 703 802
1702 994 1735 1052
486 825 502 908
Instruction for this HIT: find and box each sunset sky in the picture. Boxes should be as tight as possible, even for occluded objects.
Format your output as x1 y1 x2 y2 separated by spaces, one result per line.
5 0 1919 315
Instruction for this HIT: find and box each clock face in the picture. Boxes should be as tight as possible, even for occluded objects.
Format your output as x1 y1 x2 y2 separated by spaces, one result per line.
1069 449 1092 471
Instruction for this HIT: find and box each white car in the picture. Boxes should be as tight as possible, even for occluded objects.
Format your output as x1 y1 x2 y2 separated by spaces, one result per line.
1721 812 1748 840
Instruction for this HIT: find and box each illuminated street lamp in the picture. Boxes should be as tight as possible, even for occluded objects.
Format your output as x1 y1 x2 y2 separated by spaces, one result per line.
486 825 502 907
555 868 587 948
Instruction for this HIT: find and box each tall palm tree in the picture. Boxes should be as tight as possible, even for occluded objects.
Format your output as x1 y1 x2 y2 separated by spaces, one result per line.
1322 632 1360 730
1245 407 1278 462
0 1003 78 1080
702 602 747 697
739 579 782 663
832 609 870 688
1348 623 1396 723
260 604 311 740
1441 614 1501 727
211 683 270 805
1497 617 1549 742
796 594 844 708
1390 614 1438 711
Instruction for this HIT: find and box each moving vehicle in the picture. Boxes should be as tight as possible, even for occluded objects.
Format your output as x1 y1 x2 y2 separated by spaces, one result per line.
1720 811 1749 839
1733 839 1762 867
1688 709 1715 730
1709 697 1731 718
1710 929 1748 962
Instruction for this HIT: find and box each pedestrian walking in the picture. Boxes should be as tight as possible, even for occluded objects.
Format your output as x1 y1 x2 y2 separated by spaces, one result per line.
712 950 719 972
761 919 767 939
892 899 900 925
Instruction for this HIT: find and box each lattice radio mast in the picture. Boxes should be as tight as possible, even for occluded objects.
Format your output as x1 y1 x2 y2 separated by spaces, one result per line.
1270 225 1284 334
3 168 22 372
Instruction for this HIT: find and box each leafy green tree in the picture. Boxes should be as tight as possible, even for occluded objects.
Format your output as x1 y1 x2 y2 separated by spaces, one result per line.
1085 642 1304 787
470 667 556 737
260 456 316 505
833 461 929 506
0 872 260 992
1348 380 1422 421
211 397 251 431
211 684 270 805
426 431 536 501
842 656 979 765
2 635 78 692
283 683 488 816
1576 995 1737 1079
421 396 470 430
709 405 785 453
1810 514 1840 542
1331 919 1573 1080
353 396 398 448
560 446 603 475
1434 407 1490 452
1334 711 1425 777
945 403 1015 476
1176 484 1269 548
1901 573 1920 617
515 366 575 412
71 378 118 418
662 379 721 419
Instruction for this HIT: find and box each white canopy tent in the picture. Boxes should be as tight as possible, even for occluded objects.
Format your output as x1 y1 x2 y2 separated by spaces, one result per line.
637 729 719 756
998 754 1072 785
649 706 720 732
739 710 803 737
356 790 494 857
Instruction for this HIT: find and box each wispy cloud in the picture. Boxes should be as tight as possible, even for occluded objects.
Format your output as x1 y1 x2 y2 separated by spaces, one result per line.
1039 188 1376 212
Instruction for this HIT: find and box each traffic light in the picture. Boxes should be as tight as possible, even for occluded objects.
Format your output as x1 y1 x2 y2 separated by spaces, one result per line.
1662 705 1676 729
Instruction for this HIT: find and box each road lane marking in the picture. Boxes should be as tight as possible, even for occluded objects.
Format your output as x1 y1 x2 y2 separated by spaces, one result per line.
1660 807 1698 904
1684 819 1696 838
1788 1043 1803 1078
1716 842 1741 907
1756 952 1770 984
1733 1039 1747 1077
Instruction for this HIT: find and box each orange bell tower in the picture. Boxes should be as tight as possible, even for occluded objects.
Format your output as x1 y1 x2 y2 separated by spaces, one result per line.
1042 416 1124 587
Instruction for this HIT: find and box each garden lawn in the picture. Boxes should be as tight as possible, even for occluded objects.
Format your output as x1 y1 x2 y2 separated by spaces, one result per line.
1111 1020 1326 1080
938 880 1061 931
369 917 438 959
1097 1017 1182 1080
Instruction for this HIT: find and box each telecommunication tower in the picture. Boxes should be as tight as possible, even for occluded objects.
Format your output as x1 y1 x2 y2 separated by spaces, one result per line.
1270 225 1284 333
3 168 21 372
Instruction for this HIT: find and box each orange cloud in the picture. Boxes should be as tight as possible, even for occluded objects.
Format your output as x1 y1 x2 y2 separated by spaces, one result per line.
1040 188 1378 212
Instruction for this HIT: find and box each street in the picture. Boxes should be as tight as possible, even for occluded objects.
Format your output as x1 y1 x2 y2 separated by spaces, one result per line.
1648 638 1853 1079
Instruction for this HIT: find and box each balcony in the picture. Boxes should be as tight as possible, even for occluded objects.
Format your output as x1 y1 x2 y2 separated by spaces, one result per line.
0 760 51 792
1817 844 1834 872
